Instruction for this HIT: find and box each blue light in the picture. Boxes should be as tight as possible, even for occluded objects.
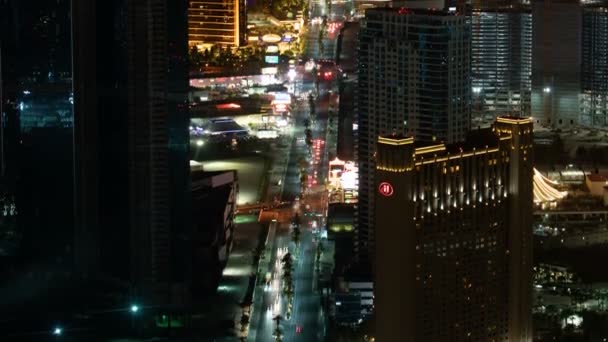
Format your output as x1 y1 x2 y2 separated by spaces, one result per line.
130 304 139 313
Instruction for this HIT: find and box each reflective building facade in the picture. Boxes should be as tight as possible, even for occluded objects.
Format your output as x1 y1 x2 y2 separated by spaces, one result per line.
471 0 532 122
1 0 192 333
73 0 192 307
531 0 581 127
581 1 608 125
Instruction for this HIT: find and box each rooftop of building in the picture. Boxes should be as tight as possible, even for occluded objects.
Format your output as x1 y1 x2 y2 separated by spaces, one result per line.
495 116 534 124
203 118 247 135
471 0 531 11
366 3 461 17
378 127 504 155
369 8 459 17
190 97 271 118
191 169 237 188
328 202 355 216
376 116 537 168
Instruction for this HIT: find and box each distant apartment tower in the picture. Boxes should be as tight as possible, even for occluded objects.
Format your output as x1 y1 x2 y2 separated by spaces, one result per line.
531 0 582 127
374 116 533 341
581 1 608 126
470 0 532 121
188 0 247 47
357 5 470 263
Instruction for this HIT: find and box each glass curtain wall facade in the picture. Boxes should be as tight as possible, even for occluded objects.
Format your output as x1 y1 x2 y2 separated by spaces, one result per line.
471 1 531 124
531 0 581 127
581 2 608 126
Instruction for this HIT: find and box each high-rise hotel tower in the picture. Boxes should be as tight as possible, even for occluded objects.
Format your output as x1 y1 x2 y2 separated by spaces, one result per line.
374 116 533 341
188 0 247 47
357 4 471 264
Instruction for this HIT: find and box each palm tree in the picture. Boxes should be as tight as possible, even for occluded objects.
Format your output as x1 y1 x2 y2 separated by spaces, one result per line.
282 264 293 282
284 286 295 300
303 118 311 129
316 242 324 262
292 226 301 244
281 252 294 292
283 277 293 294
272 314 283 341
281 252 293 269
273 327 283 342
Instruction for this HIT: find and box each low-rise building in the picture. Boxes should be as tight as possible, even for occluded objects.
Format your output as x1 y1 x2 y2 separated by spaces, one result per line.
332 270 374 326
191 169 238 298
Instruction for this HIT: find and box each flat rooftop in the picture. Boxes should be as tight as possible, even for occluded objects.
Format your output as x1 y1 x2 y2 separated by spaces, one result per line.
204 118 247 135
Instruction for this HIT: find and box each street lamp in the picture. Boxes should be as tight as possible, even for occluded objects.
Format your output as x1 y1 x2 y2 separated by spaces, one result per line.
52 326 62 336
130 304 139 314
543 86 552 94
196 139 204 147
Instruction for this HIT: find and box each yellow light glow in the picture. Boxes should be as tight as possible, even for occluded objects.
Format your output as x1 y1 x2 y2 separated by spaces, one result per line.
496 116 533 125
378 136 414 146
415 144 446 155
533 168 568 203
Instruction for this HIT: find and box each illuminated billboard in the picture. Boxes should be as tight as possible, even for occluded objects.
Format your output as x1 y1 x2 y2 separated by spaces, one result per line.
266 45 279 54
262 34 282 43
261 67 278 75
257 130 279 139
265 55 279 64
272 92 291 105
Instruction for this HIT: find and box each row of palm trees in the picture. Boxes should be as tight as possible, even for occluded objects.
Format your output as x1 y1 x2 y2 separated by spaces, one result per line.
272 252 295 341
189 45 265 70
281 252 294 298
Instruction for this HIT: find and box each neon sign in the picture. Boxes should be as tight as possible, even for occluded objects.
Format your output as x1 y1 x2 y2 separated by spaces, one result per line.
378 182 394 197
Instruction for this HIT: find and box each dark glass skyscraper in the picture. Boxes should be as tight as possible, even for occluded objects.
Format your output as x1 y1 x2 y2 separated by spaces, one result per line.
73 0 191 307
1 0 191 333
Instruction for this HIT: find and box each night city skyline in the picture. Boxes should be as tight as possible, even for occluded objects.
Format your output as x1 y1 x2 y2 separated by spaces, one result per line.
2 0 608 341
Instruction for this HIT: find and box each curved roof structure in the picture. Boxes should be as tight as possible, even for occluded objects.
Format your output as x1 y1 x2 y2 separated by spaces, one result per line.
533 168 568 204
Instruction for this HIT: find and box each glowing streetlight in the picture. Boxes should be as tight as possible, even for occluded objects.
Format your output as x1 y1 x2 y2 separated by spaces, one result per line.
52 327 62 336
543 87 552 94
130 304 139 313
196 139 204 147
